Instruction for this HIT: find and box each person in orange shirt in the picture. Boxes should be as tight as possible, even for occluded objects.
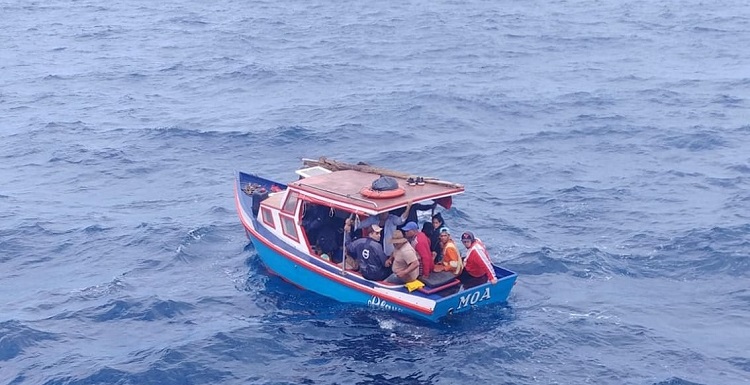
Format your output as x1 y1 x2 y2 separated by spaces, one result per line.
432 227 463 276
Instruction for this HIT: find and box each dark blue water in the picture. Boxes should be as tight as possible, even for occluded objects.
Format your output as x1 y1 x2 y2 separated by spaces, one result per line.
2 1 749 384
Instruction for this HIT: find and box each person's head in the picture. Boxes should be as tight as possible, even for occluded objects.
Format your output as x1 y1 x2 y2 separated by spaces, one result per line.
389 230 409 249
368 224 383 240
377 212 389 220
432 213 444 229
460 231 475 249
401 221 419 237
421 221 434 236
438 227 452 243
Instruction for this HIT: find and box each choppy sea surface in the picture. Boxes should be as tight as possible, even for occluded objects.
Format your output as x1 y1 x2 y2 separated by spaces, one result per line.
2 1 749 384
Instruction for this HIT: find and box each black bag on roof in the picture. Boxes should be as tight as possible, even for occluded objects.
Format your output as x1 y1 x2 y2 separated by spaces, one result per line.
371 176 399 191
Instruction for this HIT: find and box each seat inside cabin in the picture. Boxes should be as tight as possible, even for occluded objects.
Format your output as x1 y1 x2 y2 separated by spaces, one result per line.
417 271 460 295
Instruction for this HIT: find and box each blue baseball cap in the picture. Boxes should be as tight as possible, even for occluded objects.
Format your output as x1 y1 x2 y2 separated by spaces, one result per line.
401 222 419 232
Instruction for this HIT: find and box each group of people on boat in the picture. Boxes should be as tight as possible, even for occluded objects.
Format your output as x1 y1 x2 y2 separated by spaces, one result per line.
337 200 498 289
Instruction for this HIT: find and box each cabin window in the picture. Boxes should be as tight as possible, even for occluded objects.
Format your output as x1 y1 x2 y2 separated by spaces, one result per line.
261 207 275 228
282 191 299 214
280 214 299 242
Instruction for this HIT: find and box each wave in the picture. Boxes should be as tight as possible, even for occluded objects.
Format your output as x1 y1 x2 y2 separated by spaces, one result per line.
508 247 637 279
657 129 729 151
726 355 750 373
137 124 335 150
505 223 750 280
618 224 750 279
216 63 280 82
57 298 195 323
0 320 58 361
72 277 130 301
652 378 706 385
39 360 231 385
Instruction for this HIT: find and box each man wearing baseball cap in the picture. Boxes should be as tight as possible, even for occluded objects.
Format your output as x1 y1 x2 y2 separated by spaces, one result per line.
343 222 391 281
459 231 498 288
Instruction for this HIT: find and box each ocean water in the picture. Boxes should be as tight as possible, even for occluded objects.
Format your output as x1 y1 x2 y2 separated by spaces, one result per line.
2 0 749 384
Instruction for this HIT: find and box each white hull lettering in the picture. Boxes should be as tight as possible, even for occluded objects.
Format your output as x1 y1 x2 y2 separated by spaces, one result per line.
457 287 492 310
367 296 403 312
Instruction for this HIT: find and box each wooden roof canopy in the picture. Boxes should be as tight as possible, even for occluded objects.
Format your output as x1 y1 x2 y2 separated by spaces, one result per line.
288 157 464 214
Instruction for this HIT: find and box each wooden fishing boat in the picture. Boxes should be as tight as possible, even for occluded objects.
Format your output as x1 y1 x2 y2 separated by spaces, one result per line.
234 157 517 322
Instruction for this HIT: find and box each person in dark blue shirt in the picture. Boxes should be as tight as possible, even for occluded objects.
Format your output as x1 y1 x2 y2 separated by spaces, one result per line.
343 222 391 281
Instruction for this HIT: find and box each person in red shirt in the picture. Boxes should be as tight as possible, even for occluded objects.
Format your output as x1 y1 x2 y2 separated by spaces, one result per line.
401 221 434 278
459 231 498 288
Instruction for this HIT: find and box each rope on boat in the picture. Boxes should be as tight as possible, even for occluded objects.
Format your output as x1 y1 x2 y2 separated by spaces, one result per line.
242 183 266 196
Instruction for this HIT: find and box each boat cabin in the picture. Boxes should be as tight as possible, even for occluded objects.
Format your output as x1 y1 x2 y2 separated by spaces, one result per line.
254 163 464 267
